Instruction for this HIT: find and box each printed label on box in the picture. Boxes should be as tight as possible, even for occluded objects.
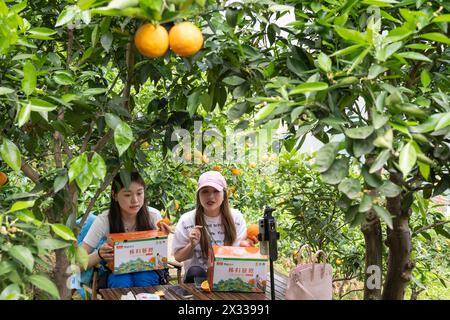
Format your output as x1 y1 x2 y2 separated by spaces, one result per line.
208 245 268 293
108 230 168 274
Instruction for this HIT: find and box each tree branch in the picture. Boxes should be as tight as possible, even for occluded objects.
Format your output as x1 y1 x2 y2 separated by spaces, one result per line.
80 120 95 154
412 220 450 235
21 160 40 183
76 166 120 235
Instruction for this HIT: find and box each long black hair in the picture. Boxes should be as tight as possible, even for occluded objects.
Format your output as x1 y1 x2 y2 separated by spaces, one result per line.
195 190 236 258
108 172 155 233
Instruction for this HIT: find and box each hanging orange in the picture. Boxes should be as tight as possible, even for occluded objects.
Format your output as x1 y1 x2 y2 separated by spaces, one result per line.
169 21 203 57
0 172 7 186
134 23 169 58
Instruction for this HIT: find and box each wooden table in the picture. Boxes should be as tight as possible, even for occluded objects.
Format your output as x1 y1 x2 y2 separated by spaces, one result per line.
100 283 270 300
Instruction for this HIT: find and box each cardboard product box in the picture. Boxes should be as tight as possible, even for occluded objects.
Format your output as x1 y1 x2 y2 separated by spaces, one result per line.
107 230 168 274
207 245 268 293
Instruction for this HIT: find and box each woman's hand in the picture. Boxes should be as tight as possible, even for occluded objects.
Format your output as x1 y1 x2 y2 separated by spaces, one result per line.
240 236 257 247
158 222 172 234
98 243 114 263
188 225 203 247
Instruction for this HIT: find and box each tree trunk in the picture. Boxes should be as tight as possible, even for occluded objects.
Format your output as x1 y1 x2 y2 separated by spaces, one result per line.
52 248 72 300
382 173 414 300
361 209 382 300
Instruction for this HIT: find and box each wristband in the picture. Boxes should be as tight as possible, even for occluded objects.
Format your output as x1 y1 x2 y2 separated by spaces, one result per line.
97 248 104 260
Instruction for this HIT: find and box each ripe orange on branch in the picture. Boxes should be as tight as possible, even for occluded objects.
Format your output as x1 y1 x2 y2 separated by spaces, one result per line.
0 172 8 186
169 21 203 57
134 23 169 58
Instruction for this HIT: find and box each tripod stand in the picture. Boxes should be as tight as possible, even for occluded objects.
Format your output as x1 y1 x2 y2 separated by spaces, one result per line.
258 206 280 300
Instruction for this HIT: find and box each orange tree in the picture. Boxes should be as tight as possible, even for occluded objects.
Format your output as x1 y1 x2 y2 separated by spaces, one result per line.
1 0 449 300
200 0 449 300
0 0 212 299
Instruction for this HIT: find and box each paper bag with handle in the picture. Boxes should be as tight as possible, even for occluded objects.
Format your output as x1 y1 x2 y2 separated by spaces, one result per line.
285 244 333 300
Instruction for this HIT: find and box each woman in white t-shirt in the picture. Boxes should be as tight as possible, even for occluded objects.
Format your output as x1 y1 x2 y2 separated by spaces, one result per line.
172 170 254 283
81 172 170 288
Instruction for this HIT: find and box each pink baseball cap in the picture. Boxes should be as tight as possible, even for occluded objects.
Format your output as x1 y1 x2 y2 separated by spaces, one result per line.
197 171 227 192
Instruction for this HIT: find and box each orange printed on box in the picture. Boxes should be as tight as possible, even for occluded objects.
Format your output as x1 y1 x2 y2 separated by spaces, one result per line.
207 245 268 292
107 230 168 274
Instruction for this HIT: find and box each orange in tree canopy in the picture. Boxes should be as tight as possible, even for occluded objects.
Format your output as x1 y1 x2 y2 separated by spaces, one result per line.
134 23 169 58
169 21 203 57
0 172 7 186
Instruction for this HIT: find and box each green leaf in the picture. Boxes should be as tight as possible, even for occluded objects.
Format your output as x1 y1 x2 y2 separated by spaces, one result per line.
338 178 361 200
16 210 42 226
289 82 328 95
100 32 113 52
28 275 60 299
0 284 20 300
399 142 417 177
17 102 31 128
362 165 382 188
420 70 431 87
0 87 14 95
29 98 57 112
53 71 74 85
435 113 450 131
378 181 402 198
410 114 441 133
104 113 121 130
228 102 249 121
358 194 373 212
348 47 370 73
335 27 368 44
187 91 200 117
55 5 77 27
9 245 34 272
53 174 68 193
373 129 393 149
330 44 363 57
371 109 389 129
90 152 106 180
321 158 349 185
254 103 277 122
345 126 374 139
50 223 76 241
432 14 450 23
396 52 431 62
316 142 340 173
68 154 87 183
1 138 22 172
114 121 133 156
75 162 93 192
368 64 388 80
317 52 332 73
373 205 393 229
418 161 430 180
76 246 89 271
37 239 71 251
222 76 246 86
369 149 391 173
420 33 450 45
27 27 57 40
8 200 35 213
376 41 402 62
82 88 107 96
22 61 36 96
